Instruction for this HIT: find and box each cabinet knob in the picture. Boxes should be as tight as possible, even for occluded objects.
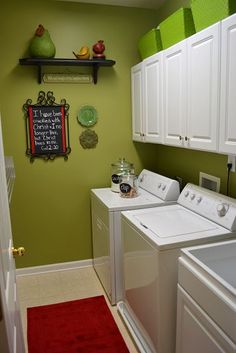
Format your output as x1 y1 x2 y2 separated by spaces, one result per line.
179 135 182 141
185 136 189 141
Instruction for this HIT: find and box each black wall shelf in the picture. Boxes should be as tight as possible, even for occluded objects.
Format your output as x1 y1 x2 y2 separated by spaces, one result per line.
19 58 116 84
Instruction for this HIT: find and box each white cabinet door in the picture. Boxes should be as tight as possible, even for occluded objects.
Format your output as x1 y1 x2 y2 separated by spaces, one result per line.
163 40 187 147
219 14 236 154
176 285 235 353
131 63 144 142
187 23 220 152
143 52 163 143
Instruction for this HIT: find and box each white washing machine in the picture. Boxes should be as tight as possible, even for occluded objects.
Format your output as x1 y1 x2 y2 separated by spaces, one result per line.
117 183 236 353
91 169 180 305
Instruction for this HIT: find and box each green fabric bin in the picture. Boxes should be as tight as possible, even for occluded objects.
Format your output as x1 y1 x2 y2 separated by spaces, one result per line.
138 28 162 60
191 0 236 32
159 8 195 49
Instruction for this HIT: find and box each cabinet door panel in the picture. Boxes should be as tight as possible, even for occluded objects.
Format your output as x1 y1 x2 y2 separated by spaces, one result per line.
187 24 220 152
176 285 235 353
163 41 187 146
131 63 144 141
143 53 163 143
219 14 236 154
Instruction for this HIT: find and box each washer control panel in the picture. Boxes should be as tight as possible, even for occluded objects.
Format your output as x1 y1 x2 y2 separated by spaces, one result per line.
178 183 236 231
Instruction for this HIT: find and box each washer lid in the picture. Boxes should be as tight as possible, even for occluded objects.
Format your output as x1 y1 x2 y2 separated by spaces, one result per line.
134 207 219 238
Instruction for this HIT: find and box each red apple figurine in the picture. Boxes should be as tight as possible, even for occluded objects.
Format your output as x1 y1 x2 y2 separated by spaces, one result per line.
92 40 106 59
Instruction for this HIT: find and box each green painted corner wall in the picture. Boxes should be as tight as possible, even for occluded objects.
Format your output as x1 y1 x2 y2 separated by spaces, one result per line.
0 0 158 268
0 0 235 269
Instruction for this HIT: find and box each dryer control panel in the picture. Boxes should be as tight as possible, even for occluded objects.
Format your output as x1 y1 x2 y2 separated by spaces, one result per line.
178 184 236 231
138 169 180 201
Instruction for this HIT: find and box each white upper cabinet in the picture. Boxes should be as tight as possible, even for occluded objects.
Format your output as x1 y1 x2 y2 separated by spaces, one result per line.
163 40 187 146
131 63 144 142
131 53 163 143
143 52 163 143
131 14 236 155
219 13 236 155
187 23 220 152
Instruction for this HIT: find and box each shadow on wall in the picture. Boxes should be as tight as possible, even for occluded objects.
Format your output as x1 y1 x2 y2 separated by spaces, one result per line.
134 142 236 198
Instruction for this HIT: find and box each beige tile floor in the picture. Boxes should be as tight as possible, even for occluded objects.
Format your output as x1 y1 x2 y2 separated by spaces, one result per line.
17 266 140 353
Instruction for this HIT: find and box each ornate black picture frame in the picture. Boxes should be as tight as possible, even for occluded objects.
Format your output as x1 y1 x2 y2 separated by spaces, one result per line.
23 91 71 162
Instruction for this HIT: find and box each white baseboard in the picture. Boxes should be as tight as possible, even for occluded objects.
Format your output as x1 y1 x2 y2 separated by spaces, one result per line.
16 259 93 277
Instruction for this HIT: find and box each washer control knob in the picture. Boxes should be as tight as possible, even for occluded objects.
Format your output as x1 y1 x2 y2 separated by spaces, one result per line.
217 204 228 217
190 193 195 200
162 185 166 191
158 183 162 188
184 191 189 197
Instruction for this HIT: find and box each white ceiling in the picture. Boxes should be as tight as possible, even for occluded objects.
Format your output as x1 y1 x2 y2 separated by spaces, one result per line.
55 0 166 10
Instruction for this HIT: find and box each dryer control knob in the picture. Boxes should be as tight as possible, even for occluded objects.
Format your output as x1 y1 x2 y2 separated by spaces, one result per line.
217 203 228 217
184 191 189 197
158 183 162 188
190 193 195 200
162 185 166 191
196 196 202 203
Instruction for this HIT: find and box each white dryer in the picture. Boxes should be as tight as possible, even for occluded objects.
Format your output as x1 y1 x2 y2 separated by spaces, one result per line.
91 169 180 305
118 183 236 353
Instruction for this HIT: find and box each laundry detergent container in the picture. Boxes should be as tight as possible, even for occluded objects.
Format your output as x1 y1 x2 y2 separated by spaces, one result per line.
159 8 195 49
138 28 162 60
191 0 236 32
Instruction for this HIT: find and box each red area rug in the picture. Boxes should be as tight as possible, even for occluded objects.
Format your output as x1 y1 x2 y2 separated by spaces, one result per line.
27 295 129 353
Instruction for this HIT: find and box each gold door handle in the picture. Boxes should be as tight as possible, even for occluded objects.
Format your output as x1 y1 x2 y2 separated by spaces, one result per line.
12 247 25 257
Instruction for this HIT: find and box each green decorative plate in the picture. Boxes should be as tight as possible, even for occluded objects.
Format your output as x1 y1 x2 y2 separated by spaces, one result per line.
77 105 98 127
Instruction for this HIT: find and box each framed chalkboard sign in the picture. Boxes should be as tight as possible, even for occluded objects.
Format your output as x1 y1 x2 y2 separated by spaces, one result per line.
23 91 71 162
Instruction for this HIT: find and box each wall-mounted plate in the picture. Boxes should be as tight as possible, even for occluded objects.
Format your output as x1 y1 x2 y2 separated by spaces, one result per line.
77 105 98 127
79 129 98 149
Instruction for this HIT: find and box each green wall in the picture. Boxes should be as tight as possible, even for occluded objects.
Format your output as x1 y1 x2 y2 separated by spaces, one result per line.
0 0 235 269
0 0 158 268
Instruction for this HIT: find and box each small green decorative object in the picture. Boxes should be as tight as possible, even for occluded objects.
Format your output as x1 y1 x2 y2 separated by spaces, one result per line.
77 105 98 127
29 24 56 58
79 129 98 149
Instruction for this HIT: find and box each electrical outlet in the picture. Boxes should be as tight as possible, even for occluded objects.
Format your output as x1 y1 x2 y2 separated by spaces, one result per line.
228 155 235 172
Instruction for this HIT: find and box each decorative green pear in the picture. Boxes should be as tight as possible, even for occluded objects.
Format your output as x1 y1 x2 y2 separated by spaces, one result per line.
29 24 56 58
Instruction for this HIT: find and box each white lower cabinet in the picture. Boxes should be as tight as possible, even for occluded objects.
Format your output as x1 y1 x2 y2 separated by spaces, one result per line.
176 285 235 353
219 14 236 154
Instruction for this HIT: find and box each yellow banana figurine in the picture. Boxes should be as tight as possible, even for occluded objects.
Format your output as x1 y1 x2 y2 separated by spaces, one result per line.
73 46 90 60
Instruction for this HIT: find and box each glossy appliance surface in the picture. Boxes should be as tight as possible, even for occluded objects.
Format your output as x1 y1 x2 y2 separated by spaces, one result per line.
91 169 180 305
118 184 236 353
176 240 236 353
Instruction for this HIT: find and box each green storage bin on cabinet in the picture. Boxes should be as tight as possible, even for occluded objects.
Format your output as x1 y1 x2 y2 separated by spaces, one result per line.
159 8 195 49
138 28 162 60
191 0 236 32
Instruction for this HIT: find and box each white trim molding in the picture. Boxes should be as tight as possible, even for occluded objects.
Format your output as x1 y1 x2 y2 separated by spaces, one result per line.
16 259 93 277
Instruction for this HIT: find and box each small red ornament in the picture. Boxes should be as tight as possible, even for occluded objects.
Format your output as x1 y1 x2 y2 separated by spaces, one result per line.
92 40 105 59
